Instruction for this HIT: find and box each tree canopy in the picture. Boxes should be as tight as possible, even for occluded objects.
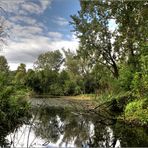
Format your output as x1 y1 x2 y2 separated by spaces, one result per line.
34 50 64 71
71 0 148 78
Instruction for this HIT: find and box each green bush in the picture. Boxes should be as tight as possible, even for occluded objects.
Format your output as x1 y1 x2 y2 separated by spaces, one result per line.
124 99 148 125
64 81 77 95
0 85 31 135
118 65 134 91
50 83 64 96
131 72 148 97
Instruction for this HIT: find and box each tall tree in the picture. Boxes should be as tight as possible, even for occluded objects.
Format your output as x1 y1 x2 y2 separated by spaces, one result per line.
63 49 79 76
111 1 148 71
16 63 26 73
0 56 9 87
34 50 63 71
14 63 26 85
71 0 119 78
71 0 148 78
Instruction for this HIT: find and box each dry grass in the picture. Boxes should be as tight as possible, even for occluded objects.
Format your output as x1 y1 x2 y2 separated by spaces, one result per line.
61 94 94 101
29 95 97 110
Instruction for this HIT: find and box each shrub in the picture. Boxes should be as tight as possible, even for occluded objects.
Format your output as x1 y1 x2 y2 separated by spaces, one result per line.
50 83 64 96
124 99 148 125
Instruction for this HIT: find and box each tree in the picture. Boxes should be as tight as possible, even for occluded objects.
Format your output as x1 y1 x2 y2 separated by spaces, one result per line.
34 50 63 71
71 1 119 78
14 63 26 85
0 56 9 73
110 1 148 71
25 69 43 93
63 49 97 94
63 49 79 76
16 63 26 73
71 1 148 79
0 7 8 50
0 56 9 89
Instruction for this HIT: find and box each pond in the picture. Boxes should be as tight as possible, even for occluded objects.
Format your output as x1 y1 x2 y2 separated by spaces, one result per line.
0 98 148 147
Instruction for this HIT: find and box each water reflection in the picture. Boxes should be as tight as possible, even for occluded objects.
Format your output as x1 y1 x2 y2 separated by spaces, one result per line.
32 106 119 147
33 107 96 147
4 106 148 147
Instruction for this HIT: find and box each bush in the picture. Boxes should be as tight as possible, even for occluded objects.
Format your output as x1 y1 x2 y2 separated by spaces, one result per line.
124 99 148 125
64 81 77 95
118 65 134 91
0 86 31 136
131 72 148 97
50 83 64 96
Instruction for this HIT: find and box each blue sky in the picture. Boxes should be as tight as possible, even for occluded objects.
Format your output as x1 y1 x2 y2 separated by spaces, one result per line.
0 0 80 70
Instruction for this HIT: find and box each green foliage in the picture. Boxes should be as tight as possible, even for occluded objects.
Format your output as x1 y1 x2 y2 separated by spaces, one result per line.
71 1 119 78
0 57 31 137
63 81 77 95
0 88 31 130
131 47 148 97
131 72 148 97
34 50 63 71
118 65 134 91
0 56 9 73
14 63 27 85
124 99 148 125
49 83 64 96
1 0 147 129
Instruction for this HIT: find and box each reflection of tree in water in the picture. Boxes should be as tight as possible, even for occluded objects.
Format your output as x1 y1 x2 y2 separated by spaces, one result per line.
1 106 147 147
32 106 115 147
60 114 91 147
88 124 112 147
33 107 65 143
32 106 148 147
112 122 148 147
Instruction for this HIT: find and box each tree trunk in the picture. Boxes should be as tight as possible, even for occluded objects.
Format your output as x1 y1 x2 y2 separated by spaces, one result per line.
112 62 119 79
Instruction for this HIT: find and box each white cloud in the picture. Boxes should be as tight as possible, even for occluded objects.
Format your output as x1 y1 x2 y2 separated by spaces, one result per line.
21 2 42 14
53 17 69 26
40 0 52 10
0 0 25 13
5 18 44 41
0 0 79 70
1 33 78 70
10 16 37 25
13 25 43 38
0 0 52 15
48 32 63 40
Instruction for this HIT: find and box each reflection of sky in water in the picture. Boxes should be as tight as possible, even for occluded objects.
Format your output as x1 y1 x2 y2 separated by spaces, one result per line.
7 124 76 147
6 115 121 148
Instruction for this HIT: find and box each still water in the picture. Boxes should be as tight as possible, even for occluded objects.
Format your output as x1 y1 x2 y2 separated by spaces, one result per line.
1 98 148 147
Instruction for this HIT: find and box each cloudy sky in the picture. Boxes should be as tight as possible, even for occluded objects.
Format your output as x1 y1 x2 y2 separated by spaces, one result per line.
0 0 80 70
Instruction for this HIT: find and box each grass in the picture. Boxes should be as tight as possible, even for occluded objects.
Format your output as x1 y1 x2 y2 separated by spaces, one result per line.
62 94 95 100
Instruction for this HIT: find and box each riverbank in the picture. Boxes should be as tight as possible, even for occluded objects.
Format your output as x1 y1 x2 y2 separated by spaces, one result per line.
28 93 148 127
94 93 148 127
28 95 98 110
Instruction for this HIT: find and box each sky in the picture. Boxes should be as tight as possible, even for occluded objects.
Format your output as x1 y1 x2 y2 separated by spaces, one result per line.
0 0 80 70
